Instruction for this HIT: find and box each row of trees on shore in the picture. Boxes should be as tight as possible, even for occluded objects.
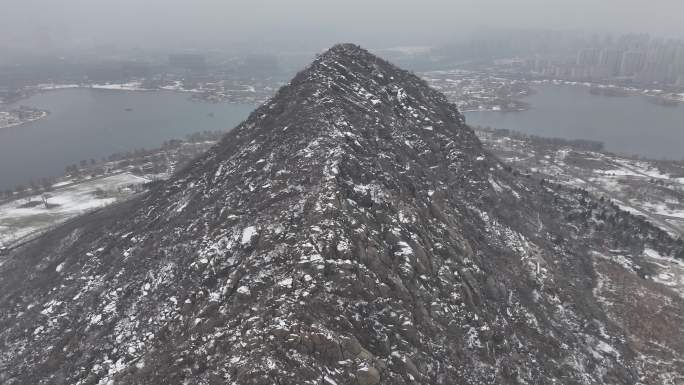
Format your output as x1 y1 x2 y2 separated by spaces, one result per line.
2 130 226 203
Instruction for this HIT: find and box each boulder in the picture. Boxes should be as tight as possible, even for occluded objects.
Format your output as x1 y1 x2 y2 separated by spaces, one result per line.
356 366 380 385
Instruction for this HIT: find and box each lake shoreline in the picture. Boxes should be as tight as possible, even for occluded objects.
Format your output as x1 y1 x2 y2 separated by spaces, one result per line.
531 79 684 104
0 109 50 130
0 88 255 191
465 82 684 161
17 81 271 105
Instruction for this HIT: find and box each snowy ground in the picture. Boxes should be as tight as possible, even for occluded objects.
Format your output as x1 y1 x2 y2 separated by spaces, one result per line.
0 173 149 246
34 82 151 92
644 248 684 298
584 158 684 234
90 82 152 91
420 70 531 112
477 129 684 238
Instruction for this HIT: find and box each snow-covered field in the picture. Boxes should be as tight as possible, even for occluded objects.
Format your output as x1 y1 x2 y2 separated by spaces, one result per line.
0 173 149 246
90 82 152 91
477 130 684 238
587 161 684 221
644 248 684 298
35 82 152 92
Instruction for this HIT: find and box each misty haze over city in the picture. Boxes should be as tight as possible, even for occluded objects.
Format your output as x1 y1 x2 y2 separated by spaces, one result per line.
1 2 684 385
2 0 684 55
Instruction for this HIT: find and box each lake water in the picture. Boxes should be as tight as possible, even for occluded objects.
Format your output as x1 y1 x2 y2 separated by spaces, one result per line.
0 89 254 191
465 84 684 160
2 84 683 192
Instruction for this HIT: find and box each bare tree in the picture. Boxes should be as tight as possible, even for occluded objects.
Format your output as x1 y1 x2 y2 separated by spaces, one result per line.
41 193 52 209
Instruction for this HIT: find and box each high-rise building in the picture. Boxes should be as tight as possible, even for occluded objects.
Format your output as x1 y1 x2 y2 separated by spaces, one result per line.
676 74 684 87
620 51 646 77
576 48 599 67
533 56 549 73
652 44 676 67
676 46 684 63
637 61 670 84
597 49 623 78
675 46 684 74
617 33 650 51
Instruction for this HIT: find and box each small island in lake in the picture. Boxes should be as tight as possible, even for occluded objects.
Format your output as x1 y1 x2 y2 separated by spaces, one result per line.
646 95 681 107
0 106 49 129
589 86 630 97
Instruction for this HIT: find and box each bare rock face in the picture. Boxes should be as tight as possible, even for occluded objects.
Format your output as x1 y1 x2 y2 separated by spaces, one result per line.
356 366 381 385
1 44 683 385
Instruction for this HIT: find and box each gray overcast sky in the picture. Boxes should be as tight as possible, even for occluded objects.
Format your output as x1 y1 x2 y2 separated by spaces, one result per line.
1 0 683 52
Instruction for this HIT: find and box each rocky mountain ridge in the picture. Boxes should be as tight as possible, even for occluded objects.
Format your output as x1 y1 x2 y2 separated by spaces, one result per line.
0 44 682 385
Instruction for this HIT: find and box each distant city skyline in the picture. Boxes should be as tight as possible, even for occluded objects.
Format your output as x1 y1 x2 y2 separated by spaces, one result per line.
518 33 684 86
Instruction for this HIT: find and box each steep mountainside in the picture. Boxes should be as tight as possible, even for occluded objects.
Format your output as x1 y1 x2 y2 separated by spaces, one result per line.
1 44 683 385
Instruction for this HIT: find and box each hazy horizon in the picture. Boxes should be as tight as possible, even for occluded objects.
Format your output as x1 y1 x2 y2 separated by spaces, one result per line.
1 0 683 55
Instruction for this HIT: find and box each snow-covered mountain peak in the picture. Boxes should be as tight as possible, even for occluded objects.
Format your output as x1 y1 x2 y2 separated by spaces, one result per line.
1 44 683 385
